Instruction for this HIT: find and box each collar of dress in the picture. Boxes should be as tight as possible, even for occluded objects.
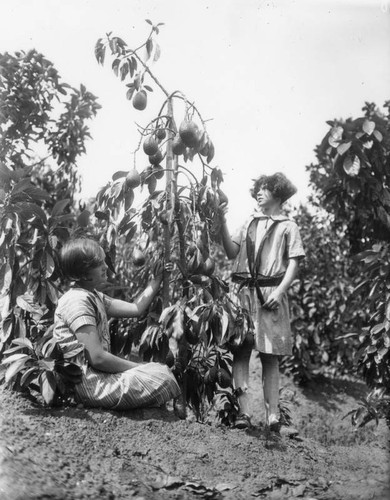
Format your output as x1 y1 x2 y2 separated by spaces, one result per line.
250 210 289 222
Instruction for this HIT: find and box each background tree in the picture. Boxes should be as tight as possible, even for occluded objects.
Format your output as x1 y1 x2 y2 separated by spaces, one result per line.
0 49 100 403
305 101 390 426
282 204 368 383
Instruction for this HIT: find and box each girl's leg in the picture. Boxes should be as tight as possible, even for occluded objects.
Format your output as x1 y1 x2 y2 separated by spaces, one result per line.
232 335 254 416
259 352 279 424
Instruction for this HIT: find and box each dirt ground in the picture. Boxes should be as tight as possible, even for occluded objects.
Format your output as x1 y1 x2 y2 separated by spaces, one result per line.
0 354 389 500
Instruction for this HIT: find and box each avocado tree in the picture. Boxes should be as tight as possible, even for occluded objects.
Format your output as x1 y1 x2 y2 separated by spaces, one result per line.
307 101 390 426
93 22 250 420
0 49 100 404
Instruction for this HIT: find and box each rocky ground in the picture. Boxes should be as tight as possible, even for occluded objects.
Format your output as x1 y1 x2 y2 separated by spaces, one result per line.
0 354 389 500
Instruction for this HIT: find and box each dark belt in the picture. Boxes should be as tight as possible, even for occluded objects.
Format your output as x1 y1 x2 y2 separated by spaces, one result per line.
231 274 284 305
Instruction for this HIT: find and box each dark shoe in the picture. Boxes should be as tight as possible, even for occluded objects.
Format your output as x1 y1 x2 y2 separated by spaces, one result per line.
173 396 187 420
234 413 251 429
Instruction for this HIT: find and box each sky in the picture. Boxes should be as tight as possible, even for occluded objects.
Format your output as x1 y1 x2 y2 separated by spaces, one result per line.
1 0 390 230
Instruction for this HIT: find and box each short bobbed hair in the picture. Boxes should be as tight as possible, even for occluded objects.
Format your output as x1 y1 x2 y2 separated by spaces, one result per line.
250 172 297 204
60 238 106 281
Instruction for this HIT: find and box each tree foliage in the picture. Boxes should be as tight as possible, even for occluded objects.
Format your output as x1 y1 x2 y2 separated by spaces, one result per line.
0 49 100 394
282 205 368 383
306 101 390 426
92 22 249 421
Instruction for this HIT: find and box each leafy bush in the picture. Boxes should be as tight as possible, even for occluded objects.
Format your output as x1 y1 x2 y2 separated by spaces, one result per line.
0 303 82 405
282 205 368 382
306 101 390 426
0 50 99 402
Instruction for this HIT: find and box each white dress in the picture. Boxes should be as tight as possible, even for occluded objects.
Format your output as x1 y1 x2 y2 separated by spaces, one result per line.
231 214 305 355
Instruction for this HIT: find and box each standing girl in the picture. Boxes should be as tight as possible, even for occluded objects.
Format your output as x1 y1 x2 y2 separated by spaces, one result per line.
54 238 181 411
219 173 305 431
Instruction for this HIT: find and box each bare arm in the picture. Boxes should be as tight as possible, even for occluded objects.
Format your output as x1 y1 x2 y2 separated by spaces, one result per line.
219 202 240 259
106 261 172 318
76 326 138 372
106 275 162 318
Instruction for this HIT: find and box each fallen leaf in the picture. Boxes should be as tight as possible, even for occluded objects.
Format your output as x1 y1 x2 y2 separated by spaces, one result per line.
215 482 236 491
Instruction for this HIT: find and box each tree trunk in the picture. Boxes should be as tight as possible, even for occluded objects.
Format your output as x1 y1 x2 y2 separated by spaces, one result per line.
162 98 175 307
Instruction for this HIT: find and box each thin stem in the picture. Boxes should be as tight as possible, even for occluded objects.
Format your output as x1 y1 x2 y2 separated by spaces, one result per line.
177 163 199 187
132 52 170 97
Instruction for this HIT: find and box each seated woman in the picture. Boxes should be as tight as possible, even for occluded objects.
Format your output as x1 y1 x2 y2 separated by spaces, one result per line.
53 237 181 411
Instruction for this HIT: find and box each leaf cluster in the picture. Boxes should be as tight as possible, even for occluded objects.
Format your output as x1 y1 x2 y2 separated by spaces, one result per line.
0 51 99 360
307 101 390 427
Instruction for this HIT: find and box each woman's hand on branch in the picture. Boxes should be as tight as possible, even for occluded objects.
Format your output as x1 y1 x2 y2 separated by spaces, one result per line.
218 202 228 223
152 260 173 280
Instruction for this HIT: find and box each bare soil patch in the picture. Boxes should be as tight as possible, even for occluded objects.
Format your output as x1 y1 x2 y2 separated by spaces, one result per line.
1 355 389 500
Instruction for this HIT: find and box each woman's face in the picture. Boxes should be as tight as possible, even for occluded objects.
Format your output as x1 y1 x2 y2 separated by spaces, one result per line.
256 187 277 208
84 261 108 289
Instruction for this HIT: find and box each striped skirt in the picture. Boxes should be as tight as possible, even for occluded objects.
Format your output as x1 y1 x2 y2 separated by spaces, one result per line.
74 362 181 410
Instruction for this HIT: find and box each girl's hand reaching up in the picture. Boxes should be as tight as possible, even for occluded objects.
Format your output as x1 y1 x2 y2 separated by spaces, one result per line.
152 260 173 280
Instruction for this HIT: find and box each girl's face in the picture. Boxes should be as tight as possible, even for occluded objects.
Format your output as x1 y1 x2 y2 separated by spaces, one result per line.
83 261 108 290
256 187 278 209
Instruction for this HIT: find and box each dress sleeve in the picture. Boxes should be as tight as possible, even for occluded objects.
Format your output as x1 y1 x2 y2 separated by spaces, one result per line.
286 222 305 260
62 291 98 333
101 292 113 314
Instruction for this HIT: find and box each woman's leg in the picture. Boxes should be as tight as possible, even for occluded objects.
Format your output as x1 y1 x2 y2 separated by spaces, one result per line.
259 352 280 424
232 335 254 416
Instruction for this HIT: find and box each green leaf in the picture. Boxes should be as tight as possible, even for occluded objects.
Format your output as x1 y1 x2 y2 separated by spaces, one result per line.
126 88 135 100
220 310 229 344
0 312 13 343
5 357 29 383
95 39 103 63
112 170 128 181
125 223 137 243
51 199 70 217
15 202 47 224
16 294 39 314
146 39 153 58
24 186 51 201
154 43 161 62
11 337 34 351
39 371 57 405
43 252 56 278
20 366 38 387
11 178 32 195
124 190 135 212
0 163 14 187
145 19 153 25
343 155 360 176
38 359 55 371
95 210 110 221
337 141 352 156
112 58 121 76
373 130 383 142
2 353 29 365
46 281 59 305
144 85 153 92
120 61 129 81
362 119 375 135
371 323 385 335
148 175 157 194
0 263 12 291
